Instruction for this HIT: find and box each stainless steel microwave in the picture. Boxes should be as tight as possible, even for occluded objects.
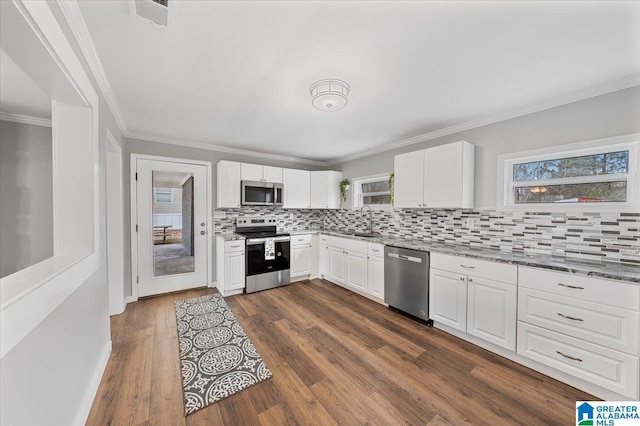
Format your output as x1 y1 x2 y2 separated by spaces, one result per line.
241 180 284 206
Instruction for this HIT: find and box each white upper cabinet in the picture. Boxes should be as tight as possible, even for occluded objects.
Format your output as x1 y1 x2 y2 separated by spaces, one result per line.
310 171 342 209
263 166 283 183
394 141 474 208
393 150 425 208
241 163 283 183
217 160 241 208
283 168 311 208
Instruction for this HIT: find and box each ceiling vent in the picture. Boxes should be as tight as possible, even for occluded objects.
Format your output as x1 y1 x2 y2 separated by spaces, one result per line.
129 0 172 27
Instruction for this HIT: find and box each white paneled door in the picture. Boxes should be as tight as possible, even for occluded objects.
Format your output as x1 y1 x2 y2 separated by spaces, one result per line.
135 158 208 297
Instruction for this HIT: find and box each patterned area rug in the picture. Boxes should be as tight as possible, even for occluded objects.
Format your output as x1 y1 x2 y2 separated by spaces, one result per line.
174 293 272 416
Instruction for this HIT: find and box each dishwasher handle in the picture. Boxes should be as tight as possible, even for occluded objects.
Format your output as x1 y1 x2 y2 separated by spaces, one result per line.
387 252 423 263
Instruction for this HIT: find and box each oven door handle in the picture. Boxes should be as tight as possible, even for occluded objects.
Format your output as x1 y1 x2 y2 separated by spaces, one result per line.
246 237 291 245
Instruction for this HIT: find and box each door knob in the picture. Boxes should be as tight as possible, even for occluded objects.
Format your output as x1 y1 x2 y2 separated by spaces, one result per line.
200 230 206 235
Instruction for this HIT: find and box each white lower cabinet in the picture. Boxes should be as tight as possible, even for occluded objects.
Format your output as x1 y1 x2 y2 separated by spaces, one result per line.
366 255 384 299
319 244 330 278
290 234 317 282
517 266 640 400
467 276 517 350
429 253 517 351
216 236 245 296
429 269 467 332
346 251 367 292
329 247 347 286
319 234 385 303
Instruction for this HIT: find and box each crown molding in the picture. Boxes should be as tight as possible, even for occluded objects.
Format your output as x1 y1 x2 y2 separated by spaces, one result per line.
325 74 640 166
126 132 328 167
0 112 52 127
56 0 129 135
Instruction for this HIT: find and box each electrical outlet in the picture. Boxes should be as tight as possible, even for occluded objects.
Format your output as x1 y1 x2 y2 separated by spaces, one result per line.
214 210 226 219
463 218 474 229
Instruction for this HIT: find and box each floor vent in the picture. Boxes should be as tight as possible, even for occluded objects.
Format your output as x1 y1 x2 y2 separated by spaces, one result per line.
129 0 171 27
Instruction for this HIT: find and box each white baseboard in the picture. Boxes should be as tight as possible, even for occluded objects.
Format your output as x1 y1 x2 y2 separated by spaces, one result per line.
209 281 217 288
124 295 137 305
74 339 112 426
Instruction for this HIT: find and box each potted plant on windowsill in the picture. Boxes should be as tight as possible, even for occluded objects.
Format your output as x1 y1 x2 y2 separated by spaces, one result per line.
339 178 350 209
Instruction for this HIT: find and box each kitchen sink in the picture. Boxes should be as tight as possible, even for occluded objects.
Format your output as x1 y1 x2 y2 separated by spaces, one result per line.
349 232 382 238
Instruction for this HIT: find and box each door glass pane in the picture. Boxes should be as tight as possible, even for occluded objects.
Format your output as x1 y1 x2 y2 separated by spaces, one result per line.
152 171 195 276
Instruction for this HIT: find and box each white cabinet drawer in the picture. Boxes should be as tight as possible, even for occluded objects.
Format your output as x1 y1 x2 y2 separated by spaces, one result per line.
225 240 245 253
291 234 312 246
519 267 640 311
519 288 639 355
517 322 639 400
430 253 517 284
367 242 384 257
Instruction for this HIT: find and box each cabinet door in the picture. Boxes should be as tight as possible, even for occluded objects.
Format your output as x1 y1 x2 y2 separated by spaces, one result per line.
291 244 312 277
423 141 474 208
329 247 347 286
429 269 467 331
217 161 241 208
319 244 330 277
224 251 245 290
263 166 283 183
241 163 263 181
393 150 424 207
283 168 311 208
367 255 384 299
467 277 517 351
346 251 367 292
310 171 328 208
423 143 460 207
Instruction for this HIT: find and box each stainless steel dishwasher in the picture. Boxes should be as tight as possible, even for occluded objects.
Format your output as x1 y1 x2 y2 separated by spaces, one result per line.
384 246 431 322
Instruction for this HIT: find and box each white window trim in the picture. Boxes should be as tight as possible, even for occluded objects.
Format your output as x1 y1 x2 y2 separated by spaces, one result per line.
0 1 101 359
497 133 639 212
352 172 393 210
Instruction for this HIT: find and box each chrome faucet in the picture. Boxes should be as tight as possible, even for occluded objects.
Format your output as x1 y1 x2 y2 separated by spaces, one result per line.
360 205 372 234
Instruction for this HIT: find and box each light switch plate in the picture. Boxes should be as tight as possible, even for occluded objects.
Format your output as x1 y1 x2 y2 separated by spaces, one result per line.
214 210 226 219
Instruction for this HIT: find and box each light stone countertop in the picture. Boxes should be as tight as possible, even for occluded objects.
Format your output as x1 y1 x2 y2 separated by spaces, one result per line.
215 229 639 283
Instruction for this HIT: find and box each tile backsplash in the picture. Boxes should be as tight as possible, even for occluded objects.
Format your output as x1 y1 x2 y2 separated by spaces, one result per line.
216 207 640 265
215 207 324 233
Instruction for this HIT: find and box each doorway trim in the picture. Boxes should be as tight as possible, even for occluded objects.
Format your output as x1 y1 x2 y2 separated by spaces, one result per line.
106 129 125 315
130 154 213 301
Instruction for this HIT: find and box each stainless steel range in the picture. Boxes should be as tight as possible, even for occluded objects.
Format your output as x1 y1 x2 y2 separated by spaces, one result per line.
235 217 290 293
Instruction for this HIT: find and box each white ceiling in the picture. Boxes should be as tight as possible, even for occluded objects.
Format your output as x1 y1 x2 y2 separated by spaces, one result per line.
77 1 640 162
0 49 51 119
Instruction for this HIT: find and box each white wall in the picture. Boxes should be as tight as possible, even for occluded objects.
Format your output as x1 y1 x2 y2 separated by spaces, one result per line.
334 86 640 209
0 269 110 425
0 120 53 278
0 2 126 424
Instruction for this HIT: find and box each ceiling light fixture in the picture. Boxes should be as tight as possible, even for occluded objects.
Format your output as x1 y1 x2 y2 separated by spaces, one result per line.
309 79 350 112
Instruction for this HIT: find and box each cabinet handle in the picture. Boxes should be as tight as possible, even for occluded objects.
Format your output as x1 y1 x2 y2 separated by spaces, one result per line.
556 351 582 362
468 278 473 283
230 244 241 248
558 283 584 290
459 277 465 281
460 264 475 269
557 313 583 322
371 249 380 252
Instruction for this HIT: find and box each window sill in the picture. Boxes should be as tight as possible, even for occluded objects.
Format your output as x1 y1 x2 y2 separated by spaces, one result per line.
0 251 98 358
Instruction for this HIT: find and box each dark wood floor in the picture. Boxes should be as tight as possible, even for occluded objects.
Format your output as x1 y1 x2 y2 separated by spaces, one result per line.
87 279 593 425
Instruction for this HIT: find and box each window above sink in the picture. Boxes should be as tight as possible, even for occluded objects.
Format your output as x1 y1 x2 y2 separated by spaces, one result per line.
352 173 393 210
